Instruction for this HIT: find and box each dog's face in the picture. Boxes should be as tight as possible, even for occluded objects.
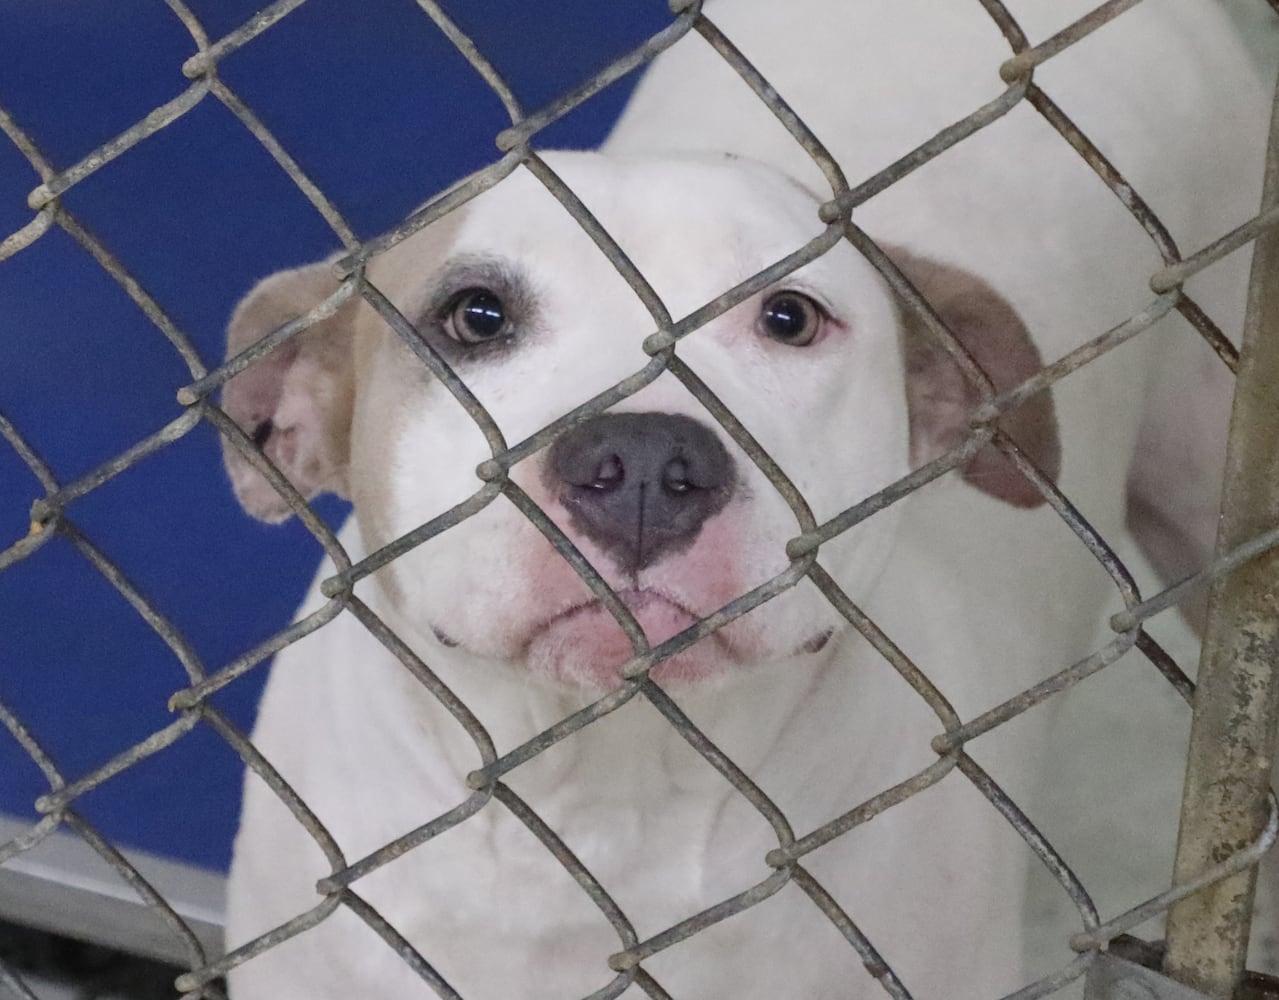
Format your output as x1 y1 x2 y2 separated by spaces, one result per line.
222 152 1056 692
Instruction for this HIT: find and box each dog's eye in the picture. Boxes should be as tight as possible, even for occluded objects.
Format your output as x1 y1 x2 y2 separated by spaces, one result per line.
446 289 508 344
758 292 822 346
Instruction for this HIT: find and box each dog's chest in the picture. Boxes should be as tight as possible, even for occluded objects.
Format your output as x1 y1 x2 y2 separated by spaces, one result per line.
339 775 782 993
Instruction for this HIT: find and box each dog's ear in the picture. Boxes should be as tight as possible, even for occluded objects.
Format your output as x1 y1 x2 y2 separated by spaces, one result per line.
221 261 358 523
890 249 1060 509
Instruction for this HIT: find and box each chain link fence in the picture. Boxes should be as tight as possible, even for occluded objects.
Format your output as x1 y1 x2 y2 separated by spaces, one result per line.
3 0 1279 997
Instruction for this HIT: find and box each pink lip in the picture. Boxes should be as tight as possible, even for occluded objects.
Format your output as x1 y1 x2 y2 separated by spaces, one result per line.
523 587 732 689
431 590 836 690
536 588 708 637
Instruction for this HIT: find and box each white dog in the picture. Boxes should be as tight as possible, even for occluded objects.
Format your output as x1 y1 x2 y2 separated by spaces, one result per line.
220 2 1274 997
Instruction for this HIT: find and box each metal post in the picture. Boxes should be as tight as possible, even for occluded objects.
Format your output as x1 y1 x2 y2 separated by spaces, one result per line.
1163 72 1279 998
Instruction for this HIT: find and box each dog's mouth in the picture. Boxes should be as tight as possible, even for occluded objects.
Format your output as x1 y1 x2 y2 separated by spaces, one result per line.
432 588 835 690
522 587 729 688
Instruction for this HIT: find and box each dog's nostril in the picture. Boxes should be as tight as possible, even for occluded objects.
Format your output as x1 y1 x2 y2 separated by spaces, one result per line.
662 457 691 495
592 454 624 490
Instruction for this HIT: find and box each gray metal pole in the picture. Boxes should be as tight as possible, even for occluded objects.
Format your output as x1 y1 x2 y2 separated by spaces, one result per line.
1163 71 1279 998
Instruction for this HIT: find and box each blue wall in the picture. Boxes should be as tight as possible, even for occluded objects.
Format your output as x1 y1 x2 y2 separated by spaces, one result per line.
0 0 669 872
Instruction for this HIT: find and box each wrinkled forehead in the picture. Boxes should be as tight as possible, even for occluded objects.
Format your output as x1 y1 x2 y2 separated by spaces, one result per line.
441 153 837 318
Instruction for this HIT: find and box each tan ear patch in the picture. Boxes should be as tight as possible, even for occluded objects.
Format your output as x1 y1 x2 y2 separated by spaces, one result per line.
221 261 358 523
890 248 1060 509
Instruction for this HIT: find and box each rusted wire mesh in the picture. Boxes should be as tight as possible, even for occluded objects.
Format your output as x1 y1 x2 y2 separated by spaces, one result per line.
3 1 1279 998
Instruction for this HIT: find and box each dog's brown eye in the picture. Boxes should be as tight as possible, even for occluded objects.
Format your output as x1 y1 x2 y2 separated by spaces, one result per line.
758 292 822 346
447 289 508 344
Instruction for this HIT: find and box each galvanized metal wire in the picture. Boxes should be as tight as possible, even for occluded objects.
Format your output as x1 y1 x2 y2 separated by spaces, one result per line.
3 1 1279 998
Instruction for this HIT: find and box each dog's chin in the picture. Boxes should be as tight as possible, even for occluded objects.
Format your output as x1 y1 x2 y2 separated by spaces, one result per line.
522 590 733 692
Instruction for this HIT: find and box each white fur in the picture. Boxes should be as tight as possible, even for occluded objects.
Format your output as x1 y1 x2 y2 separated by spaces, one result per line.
225 2 1275 997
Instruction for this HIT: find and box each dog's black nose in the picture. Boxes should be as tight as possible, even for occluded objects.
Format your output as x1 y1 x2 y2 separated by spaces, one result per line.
547 412 734 572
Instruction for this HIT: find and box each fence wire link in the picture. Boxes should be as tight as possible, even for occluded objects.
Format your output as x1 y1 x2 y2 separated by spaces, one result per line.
3 1 1279 998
